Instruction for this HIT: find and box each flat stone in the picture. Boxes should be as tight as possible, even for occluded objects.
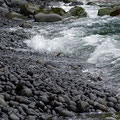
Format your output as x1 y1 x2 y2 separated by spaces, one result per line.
114 104 120 112
89 93 97 101
9 113 19 120
96 98 107 106
96 103 108 112
20 88 32 97
58 96 65 103
0 97 6 106
59 109 75 117
107 97 117 103
108 102 114 107
77 100 89 112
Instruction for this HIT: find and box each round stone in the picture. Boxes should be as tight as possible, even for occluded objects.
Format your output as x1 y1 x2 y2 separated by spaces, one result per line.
9 114 19 120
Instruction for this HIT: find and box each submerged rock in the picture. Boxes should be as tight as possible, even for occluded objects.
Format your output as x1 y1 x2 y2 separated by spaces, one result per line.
98 7 115 16
34 13 63 22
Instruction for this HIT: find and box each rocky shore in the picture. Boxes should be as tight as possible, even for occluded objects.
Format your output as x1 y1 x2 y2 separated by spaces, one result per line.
1 0 120 120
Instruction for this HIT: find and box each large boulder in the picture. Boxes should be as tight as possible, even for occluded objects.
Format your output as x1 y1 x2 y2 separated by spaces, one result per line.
51 7 66 16
113 5 120 9
20 2 39 16
110 8 120 16
65 6 87 18
5 0 27 8
34 13 63 22
35 7 66 16
98 7 115 16
6 11 28 20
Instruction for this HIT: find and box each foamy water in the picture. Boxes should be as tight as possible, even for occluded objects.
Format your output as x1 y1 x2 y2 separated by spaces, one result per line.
24 2 120 89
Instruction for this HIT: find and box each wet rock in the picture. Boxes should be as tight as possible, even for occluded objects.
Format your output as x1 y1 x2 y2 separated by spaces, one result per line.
59 109 75 117
36 101 45 109
15 96 30 104
40 95 49 103
86 2 97 6
68 104 77 112
108 102 114 107
77 100 89 112
0 6 9 15
96 103 108 112
20 87 32 97
69 1 83 6
63 95 71 104
5 0 27 8
26 70 33 76
89 93 97 101
65 6 87 18
114 104 120 111
6 12 28 20
96 98 107 106
51 7 66 16
110 8 120 16
26 115 36 120
34 13 63 22
20 2 39 15
0 0 4 6
15 83 24 93
58 96 65 103
0 97 7 106
107 97 117 103
9 113 19 120
98 7 115 16
9 101 19 107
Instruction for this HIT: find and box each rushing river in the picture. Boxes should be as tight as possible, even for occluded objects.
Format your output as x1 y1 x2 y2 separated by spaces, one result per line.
23 0 120 119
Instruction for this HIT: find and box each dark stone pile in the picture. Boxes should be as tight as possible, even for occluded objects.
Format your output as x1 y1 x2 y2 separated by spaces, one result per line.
0 0 120 120
0 28 120 119
0 48 120 120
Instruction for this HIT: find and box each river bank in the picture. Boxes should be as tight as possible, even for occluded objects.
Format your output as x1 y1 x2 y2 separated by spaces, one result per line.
0 0 120 120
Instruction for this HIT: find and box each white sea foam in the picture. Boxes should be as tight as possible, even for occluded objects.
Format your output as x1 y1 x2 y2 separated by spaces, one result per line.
87 35 120 64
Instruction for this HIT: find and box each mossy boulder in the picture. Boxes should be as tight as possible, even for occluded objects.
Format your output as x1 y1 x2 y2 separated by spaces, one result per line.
98 7 115 16
65 6 87 18
35 7 66 16
20 2 39 16
51 7 66 16
35 8 52 15
110 8 120 16
113 5 120 9
6 12 28 20
34 13 63 22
